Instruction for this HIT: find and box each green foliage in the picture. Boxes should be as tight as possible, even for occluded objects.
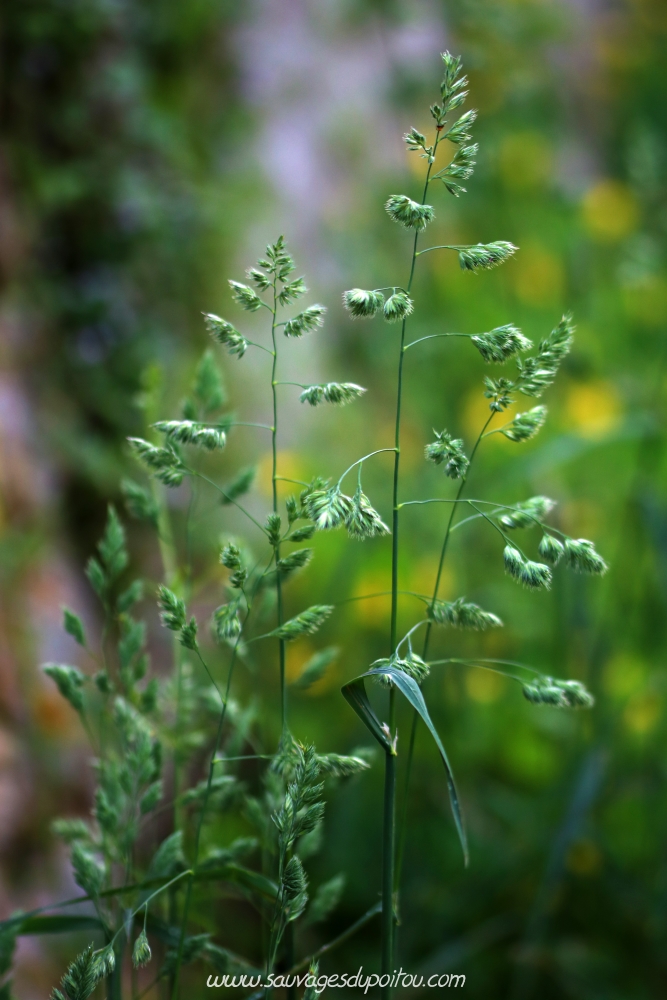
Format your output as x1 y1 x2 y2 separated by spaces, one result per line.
21 31 615 1000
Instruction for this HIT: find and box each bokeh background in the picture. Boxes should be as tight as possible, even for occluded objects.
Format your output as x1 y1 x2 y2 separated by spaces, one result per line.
1 0 667 997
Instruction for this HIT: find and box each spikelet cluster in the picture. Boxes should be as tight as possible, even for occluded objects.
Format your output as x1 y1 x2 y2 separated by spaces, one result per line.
300 383 366 406
457 241 518 272
501 405 547 442
425 430 469 479
385 194 435 231
471 324 532 363
503 545 552 590
303 485 388 540
372 653 430 686
429 597 503 630
273 606 333 641
523 677 594 709
498 496 555 530
204 313 248 358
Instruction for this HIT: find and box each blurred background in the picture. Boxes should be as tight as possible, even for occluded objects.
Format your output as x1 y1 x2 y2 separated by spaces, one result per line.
1 0 666 997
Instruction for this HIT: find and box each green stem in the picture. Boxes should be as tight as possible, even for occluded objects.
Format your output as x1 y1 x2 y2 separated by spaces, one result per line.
186 469 268 536
288 903 382 973
337 449 396 490
383 131 440 1000
170 613 249 1000
271 280 287 731
404 332 471 351
381 748 397 984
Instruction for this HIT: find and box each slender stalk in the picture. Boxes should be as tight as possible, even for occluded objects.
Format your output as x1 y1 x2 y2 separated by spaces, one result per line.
394 413 494 890
381 748 397 982
271 279 288 731
288 903 382 973
170 615 250 1000
382 129 440 998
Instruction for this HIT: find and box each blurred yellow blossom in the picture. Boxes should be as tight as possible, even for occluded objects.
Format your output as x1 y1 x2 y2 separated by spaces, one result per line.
582 180 638 242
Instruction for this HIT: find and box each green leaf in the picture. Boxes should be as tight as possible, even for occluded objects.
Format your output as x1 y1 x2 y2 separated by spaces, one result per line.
342 666 468 864
0 924 15 977
192 864 278 900
340 676 393 754
19 915 103 935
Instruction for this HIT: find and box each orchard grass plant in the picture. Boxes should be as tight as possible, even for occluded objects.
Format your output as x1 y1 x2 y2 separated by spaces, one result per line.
0 53 606 1000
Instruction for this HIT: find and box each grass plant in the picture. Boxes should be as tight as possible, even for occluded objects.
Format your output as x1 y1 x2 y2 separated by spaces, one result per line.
0 52 606 1000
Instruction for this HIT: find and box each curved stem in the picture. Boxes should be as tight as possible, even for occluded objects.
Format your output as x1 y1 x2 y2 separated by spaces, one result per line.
404 332 471 351
428 656 543 679
336 449 396 489
333 590 430 607
415 243 465 257
275 476 310 487
229 421 274 430
186 469 268 536
246 338 275 355
395 620 428 656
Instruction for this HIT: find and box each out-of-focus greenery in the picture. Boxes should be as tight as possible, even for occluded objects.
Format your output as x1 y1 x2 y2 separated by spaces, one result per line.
1 0 667 997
